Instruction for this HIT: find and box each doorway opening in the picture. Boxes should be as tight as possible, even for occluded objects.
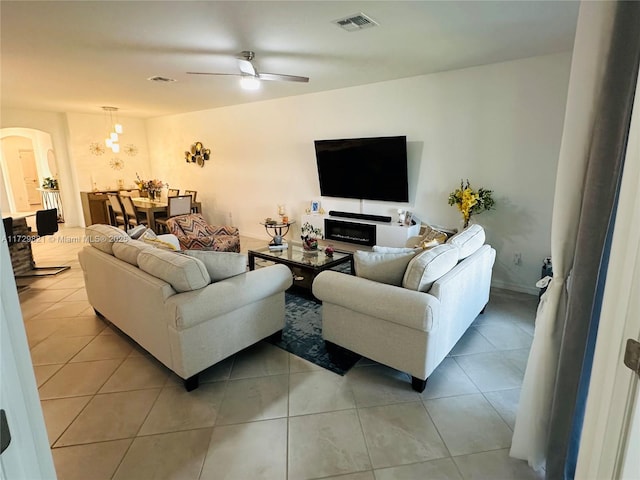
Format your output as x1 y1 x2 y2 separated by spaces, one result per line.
0 128 59 219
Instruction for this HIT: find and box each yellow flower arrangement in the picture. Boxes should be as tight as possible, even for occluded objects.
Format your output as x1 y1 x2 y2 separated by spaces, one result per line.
448 179 495 228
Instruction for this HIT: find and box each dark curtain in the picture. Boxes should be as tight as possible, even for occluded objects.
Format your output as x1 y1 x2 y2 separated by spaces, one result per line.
545 2 640 479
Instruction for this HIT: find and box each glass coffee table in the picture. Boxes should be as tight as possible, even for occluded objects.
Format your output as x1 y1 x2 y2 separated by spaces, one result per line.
248 243 354 292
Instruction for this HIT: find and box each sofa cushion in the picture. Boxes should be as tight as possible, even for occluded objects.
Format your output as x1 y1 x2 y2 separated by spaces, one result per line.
402 244 459 292
183 250 248 282
138 248 210 292
372 246 417 254
354 250 418 286
112 239 153 266
447 224 485 260
85 224 129 255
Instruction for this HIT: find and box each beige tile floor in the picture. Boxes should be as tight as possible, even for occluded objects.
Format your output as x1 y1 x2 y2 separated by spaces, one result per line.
15 226 544 480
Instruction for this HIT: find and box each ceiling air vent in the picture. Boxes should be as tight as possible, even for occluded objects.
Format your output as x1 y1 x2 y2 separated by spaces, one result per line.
332 13 378 32
147 76 177 83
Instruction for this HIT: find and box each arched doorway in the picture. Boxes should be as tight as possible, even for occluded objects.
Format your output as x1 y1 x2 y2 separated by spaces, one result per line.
0 128 57 215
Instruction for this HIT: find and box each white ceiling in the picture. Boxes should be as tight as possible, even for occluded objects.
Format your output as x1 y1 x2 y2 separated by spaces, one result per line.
1 1 579 119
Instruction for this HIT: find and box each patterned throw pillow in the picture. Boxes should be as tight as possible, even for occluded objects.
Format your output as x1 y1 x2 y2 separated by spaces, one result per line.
174 214 210 237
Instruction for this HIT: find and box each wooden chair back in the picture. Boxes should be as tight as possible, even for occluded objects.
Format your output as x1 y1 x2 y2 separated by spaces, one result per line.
167 195 193 217
120 195 144 227
168 188 180 197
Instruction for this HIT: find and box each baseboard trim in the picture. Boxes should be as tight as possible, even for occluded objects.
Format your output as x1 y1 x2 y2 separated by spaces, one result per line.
490 279 539 296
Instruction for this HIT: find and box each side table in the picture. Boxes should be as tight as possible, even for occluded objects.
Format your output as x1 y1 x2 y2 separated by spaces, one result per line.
260 220 295 245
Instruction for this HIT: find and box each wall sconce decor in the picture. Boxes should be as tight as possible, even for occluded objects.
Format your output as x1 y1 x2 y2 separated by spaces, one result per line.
184 141 211 167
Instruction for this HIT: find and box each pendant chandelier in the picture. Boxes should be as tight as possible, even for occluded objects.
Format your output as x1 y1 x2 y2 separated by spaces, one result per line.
102 106 123 153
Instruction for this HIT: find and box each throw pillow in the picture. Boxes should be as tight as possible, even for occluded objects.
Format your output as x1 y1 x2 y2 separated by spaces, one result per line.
142 237 179 251
135 228 177 250
85 224 129 255
183 250 248 282
174 214 210 237
138 228 157 241
447 224 485 260
402 244 459 292
413 225 448 249
354 250 418 286
138 248 210 292
127 224 147 239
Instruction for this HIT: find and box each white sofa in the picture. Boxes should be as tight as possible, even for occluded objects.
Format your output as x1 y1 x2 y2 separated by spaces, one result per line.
313 224 495 392
78 224 292 390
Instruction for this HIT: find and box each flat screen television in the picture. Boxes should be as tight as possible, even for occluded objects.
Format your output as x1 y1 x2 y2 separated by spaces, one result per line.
314 135 409 202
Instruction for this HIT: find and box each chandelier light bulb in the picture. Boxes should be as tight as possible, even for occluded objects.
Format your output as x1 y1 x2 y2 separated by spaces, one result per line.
110 132 119 142
240 76 260 90
112 143 120 153
105 138 113 147
114 123 123 134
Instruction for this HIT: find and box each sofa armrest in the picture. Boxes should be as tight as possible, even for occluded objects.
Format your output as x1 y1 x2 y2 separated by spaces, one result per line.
313 271 440 332
166 263 292 330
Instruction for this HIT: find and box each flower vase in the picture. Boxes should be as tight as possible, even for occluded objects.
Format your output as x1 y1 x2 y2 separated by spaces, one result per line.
302 237 318 251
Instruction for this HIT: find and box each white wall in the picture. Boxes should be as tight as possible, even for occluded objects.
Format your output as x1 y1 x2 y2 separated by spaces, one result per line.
147 53 571 293
0 110 80 225
65 113 152 193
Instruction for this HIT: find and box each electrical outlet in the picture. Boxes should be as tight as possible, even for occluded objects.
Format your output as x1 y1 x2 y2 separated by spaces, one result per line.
514 253 522 265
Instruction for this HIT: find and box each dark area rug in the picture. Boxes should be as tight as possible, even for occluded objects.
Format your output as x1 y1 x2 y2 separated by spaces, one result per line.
268 291 361 375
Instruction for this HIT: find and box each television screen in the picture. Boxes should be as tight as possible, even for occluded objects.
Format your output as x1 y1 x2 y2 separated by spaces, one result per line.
314 136 409 202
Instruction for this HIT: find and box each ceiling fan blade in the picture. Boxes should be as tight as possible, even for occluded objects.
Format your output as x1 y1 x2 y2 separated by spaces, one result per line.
186 72 239 76
237 59 256 76
258 72 309 83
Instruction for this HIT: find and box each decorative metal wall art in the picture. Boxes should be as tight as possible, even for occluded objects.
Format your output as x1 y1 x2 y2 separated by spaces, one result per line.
89 142 106 156
124 144 138 156
184 141 211 167
110 157 125 170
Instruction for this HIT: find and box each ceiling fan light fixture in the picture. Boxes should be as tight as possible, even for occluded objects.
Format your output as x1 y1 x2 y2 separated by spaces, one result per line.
240 76 261 90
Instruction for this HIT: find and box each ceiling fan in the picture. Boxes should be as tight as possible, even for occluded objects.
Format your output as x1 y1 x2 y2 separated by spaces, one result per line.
187 51 309 88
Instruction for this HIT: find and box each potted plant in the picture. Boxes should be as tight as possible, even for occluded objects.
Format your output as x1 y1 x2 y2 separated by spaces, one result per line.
448 179 495 228
41 177 59 190
301 222 322 251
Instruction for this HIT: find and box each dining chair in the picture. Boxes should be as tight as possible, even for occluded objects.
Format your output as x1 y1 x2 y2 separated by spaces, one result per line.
184 190 198 212
168 188 180 197
155 195 193 233
120 195 146 229
107 194 127 229
14 209 70 276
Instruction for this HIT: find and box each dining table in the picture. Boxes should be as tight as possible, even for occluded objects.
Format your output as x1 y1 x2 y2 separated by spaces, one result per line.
132 197 201 233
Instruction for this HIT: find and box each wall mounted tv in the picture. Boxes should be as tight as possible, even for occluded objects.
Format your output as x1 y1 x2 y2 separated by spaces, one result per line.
314 135 409 202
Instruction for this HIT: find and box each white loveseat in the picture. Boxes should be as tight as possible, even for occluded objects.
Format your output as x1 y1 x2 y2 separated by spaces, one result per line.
79 224 292 390
313 224 495 392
